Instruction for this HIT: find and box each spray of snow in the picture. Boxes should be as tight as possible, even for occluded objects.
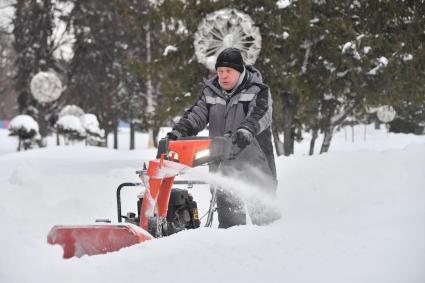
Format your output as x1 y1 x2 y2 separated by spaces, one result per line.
183 166 281 224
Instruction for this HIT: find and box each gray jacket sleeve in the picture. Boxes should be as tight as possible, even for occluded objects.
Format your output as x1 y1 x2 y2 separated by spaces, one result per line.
172 94 209 136
238 86 272 136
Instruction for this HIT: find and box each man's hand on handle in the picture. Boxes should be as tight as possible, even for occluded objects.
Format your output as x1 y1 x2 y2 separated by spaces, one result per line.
166 130 182 141
232 128 253 149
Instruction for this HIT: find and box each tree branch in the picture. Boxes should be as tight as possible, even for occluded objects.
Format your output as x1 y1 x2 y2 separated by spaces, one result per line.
330 97 362 127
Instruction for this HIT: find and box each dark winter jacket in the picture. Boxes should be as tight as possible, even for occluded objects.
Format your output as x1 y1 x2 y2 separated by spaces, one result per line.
172 65 277 190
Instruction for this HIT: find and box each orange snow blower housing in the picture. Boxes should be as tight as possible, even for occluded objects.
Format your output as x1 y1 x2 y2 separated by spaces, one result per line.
47 136 232 259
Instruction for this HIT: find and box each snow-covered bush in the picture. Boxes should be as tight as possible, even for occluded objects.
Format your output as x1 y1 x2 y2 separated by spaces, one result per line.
8 115 40 151
55 109 106 147
80 114 105 146
59 105 85 118
56 115 86 145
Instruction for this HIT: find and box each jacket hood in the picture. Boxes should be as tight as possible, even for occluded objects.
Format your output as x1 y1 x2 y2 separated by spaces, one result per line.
245 65 264 85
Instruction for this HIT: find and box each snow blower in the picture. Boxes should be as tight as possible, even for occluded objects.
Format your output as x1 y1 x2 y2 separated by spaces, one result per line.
47 136 233 259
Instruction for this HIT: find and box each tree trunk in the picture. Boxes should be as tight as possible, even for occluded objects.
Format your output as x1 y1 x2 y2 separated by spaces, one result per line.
145 23 156 149
37 105 48 147
130 121 135 150
319 97 337 154
152 125 160 148
319 97 361 153
17 137 22 151
282 91 296 156
272 121 284 156
320 127 333 153
309 127 318 155
113 123 118 150
283 128 295 156
104 128 109 147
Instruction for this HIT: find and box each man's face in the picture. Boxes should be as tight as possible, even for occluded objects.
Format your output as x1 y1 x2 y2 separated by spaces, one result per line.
217 67 241 91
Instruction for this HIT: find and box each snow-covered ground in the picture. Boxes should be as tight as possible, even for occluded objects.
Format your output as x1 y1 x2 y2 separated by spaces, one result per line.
0 126 424 283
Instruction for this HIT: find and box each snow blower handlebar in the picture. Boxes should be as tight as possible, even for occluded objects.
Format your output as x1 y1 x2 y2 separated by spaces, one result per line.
156 135 235 168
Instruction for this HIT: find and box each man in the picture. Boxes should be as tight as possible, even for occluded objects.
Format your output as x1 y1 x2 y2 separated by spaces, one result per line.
167 47 277 228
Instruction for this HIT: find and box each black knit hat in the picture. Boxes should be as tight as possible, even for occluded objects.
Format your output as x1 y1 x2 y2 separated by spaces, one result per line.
215 48 245 73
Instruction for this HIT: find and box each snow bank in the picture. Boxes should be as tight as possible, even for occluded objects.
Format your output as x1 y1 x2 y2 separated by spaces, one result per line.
0 131 424 282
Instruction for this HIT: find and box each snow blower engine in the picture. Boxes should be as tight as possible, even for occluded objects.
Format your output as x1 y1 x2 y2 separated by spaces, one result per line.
47 136 232 259
116 176 202 237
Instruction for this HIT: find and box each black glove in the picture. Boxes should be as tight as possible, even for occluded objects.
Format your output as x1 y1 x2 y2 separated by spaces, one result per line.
233 128 253 149
166 130 182 141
